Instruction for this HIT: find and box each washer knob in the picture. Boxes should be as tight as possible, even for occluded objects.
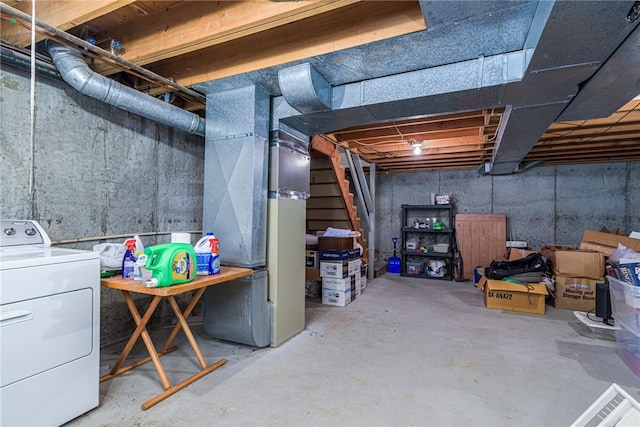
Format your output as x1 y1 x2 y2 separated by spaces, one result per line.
25 228 37 236
4 227 16 236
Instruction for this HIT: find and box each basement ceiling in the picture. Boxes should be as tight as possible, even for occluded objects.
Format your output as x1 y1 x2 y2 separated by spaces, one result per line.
1 0 639 174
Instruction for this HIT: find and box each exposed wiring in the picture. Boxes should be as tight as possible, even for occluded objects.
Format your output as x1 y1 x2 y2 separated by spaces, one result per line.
585 308 615 327
575 100 640 145
484 109 503 143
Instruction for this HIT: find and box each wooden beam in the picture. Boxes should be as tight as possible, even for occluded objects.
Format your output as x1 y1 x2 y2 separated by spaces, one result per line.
92 0 363 75
335 116 485 141
144 1 425 89
1 0 135 47
346 129 483 147
311 135 339 157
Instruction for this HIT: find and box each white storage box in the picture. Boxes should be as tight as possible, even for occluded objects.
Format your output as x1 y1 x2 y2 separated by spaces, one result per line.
322 289 351 306
432 243 449 253
406 238 419 250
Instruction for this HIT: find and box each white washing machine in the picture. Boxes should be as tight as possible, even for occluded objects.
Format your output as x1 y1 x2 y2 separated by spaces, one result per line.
0 220 100 426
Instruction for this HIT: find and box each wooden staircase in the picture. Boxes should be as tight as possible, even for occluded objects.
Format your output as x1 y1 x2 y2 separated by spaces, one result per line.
307 136 367 261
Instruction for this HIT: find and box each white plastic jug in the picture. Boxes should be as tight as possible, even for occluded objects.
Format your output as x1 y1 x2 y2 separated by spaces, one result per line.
194 232 213 275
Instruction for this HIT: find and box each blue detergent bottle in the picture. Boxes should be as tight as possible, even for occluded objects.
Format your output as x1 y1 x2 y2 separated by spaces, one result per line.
121 239 137 279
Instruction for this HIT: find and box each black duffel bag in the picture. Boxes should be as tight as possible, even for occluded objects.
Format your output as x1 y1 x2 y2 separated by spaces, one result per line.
485 253 549 280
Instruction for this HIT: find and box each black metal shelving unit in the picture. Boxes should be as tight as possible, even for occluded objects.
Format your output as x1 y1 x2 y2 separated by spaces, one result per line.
400 204 455 280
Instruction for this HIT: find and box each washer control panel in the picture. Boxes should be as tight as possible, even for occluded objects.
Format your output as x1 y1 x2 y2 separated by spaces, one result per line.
0 220 51 248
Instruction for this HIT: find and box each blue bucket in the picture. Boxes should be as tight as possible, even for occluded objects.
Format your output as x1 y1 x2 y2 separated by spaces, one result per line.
388 257 401 274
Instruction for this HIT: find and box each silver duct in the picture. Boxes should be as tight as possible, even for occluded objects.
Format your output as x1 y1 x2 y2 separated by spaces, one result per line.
46 41 205 137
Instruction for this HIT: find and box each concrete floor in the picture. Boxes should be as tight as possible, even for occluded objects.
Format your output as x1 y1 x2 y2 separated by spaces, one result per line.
67 274 640 426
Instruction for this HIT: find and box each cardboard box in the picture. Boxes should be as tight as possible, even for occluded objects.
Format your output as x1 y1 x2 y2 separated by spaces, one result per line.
549 248 604 280
319 249 352 261
616 262 640 286
318 237 354 250
601 226 625 236
320 260 348 278
353 272 362 298
579 230 640 257
305 250 318 268
305 267 321 281
508 249 536 261
478 277 548 315
322 289 351 306
539 245 576 259
348 258 361 276
552 276 602 311
322 276 352 292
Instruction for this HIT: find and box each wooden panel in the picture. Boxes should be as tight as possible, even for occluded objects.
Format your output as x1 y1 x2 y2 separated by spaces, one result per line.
306 209 349 221
306 197 346 209
310 183 342 197
310 170 337 184
455 214 507 280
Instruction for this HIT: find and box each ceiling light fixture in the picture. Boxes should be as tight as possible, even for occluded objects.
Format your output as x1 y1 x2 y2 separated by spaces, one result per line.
409 139 422 155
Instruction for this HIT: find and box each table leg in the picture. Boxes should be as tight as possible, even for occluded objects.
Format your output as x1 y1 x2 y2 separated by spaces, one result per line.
141 358 227 410
167 295 207 369
139 288 227 410
159 288 206 354
100 291 171 390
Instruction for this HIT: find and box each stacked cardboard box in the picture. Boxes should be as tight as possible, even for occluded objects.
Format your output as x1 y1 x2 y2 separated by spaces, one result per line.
320 249 362 306
541 245 604 311
306 235 366 303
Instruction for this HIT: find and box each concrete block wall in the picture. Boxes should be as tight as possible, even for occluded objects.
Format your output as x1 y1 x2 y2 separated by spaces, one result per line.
1 65 205 345
376 163 640 262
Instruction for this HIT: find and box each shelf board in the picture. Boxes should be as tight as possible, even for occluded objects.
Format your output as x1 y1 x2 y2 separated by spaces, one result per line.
402 250 454 258
401 204 453 209
402 227 453 233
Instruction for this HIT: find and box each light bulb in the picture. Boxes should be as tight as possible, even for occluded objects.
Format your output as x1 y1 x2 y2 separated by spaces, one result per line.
413 145 422 155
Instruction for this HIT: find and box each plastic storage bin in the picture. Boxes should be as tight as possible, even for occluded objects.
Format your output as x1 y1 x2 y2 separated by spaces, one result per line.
608 276 640 377
432 243 449 253
406 261 423 275
406 238 419 251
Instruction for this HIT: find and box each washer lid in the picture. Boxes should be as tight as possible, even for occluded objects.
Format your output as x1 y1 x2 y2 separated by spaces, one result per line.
0 247 99 270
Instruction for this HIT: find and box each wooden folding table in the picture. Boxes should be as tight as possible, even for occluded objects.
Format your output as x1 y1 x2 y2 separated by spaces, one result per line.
100 266 253 410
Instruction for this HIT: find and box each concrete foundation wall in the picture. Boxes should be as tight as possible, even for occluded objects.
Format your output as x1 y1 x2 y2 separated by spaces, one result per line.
376 163 640 261
1 65 204 345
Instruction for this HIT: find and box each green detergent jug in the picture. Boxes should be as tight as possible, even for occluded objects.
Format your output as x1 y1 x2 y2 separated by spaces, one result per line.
144 243 196 287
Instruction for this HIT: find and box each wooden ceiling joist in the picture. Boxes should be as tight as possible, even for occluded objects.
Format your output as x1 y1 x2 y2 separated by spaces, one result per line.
89 0 364 76
143 1 425 91
1 0 136 47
